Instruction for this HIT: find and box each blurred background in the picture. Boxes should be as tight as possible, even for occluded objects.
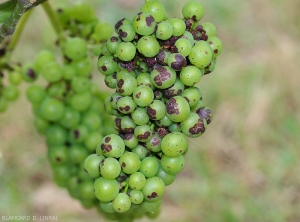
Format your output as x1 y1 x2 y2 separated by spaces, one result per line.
0 0 299 221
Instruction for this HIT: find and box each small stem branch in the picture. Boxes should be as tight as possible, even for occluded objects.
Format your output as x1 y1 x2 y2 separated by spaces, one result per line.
42 1 65 45
0 0 48 43
7 9 32 52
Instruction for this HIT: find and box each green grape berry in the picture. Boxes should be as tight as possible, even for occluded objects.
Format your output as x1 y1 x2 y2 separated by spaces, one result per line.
137 36 160 58
101 134 125 158
132 12 156 36
84 154 105 178
116 42 136 62
100 157 121 179
182 1 205 21
94 177 119 202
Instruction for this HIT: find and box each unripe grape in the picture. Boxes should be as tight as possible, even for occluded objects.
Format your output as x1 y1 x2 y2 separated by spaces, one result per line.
132 12 156 36
94 177 119 202
137 36 160 58
182 1 205 21
64 37 87 60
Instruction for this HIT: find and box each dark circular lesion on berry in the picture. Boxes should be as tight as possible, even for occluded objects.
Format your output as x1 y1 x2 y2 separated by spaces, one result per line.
115 18 126 30
74 130 80 139
136 92 141 98
163 89 176 99
153 65 171 86
183 96 190 102
214 49 218 54
147 192 158 199
170 54 187 71
115 118 121 130
111 36 119 42
136 12 142 21
189 118 206 135
123 133 133 140
27 68 36 79
101 143 112 152
145 16 155 27
56 157 61 162
101 65 107 71
121 162 126 168
166 98 179 115
119 29 128 38
151 137 160 146
196 107 212 124
137 131 151 140
117 79 124 88
147 106 157 119
105 136 111 143
158 127 169 137
156 50 168 66
124 105 130 112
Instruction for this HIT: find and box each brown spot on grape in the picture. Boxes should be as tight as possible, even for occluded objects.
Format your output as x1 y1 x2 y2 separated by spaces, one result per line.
124 105 130 111
136 12 142 21
209 41 213 45
56 157 61 162
117 79 124 88
101 66 107 71
153 65 171 86
119 29 128 38
121 162 126 168
158 128 169 137
115 18 125 30
101 143 112 152
136 92 141 98
214 49 218 54
166 98 179 115
111 36 119 42
184 96 190 102
74 130 80 139
123 133 133 140
163 89 175 99
27 69 36 79
147 106 157 119
171 54 186 71
147 192 158 199
196 107 212 124
191 15 197 21
151 137 160 146
137 131 151 140
105 137 111 143
189 118 206 135
156 50 168 65
145 16 155 26
115 118 121 130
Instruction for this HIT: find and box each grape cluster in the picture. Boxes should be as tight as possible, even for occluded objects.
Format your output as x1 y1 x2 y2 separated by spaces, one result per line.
86 0 223 218
55 2 113 56
25 43 116 209
0 69 21 112
21 3 122 215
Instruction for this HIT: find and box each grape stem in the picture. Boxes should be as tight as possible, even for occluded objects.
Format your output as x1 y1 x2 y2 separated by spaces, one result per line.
41 1 65 45
0 0 48 43
124 183 129 194
0 9 32 70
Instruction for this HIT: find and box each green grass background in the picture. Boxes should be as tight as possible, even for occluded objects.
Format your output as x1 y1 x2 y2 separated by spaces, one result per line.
0 0 299 221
